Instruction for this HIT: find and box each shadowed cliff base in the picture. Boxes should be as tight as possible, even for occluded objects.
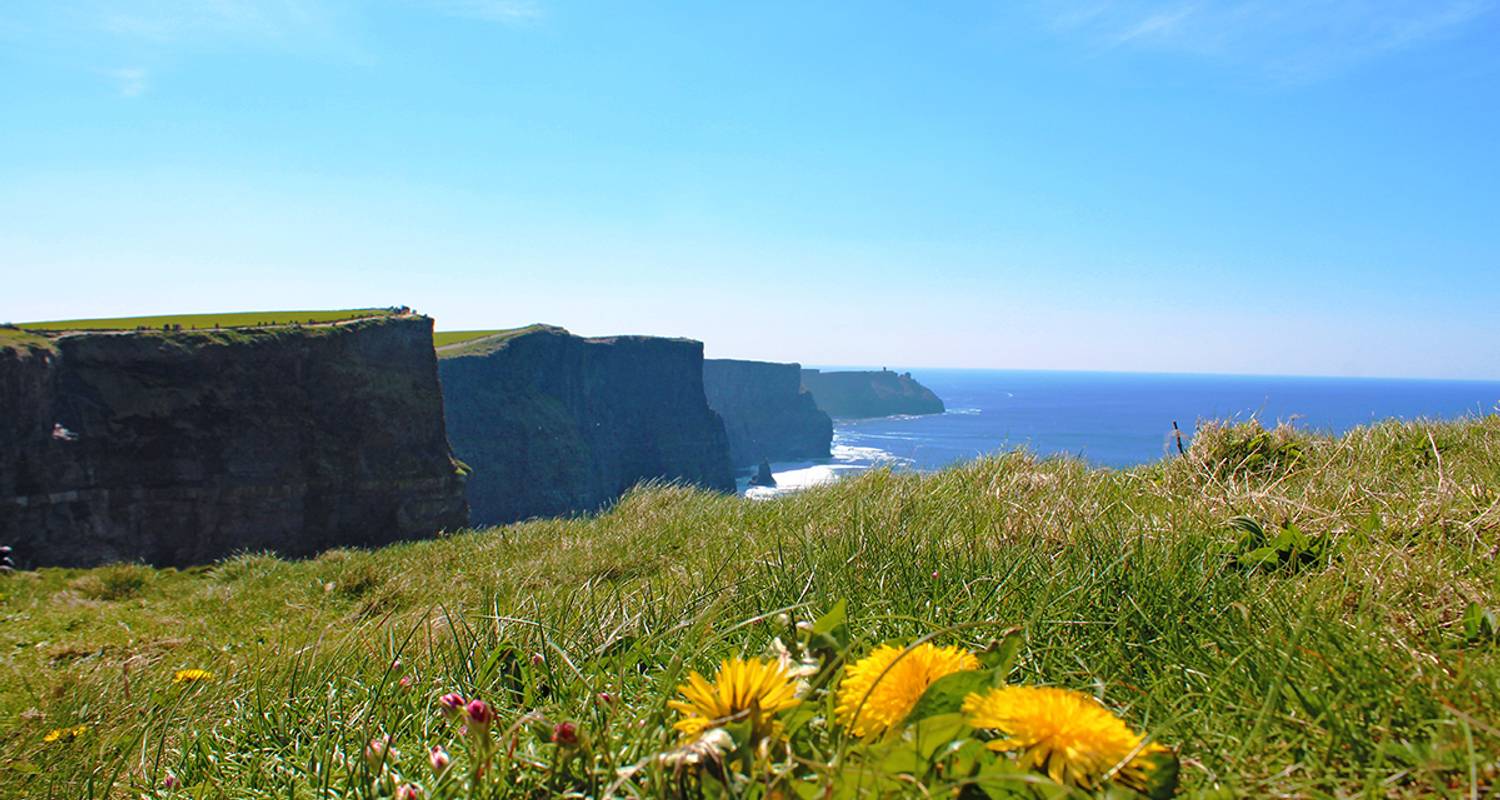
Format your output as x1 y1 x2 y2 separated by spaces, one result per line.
801 367 946 419
437 325 735 526
0 313 468 568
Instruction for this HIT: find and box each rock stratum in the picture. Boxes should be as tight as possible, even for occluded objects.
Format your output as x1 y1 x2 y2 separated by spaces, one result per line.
800 368 945 419
0 316 468 568
702 358 832 466
438 325 735 526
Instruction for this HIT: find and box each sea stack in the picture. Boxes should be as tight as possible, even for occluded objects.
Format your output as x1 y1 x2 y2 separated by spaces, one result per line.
749 460 777 488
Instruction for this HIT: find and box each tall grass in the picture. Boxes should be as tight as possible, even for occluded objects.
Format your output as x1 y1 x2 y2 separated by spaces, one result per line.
0 417 1497 797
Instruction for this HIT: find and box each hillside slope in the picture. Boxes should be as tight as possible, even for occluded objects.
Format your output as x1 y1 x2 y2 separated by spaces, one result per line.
0 417 1496 797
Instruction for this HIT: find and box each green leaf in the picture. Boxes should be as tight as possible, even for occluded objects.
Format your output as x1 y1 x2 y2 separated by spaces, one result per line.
1227 516 1265 547
976 629 1024 676
879 745 922 776
902 668 993 725
1237 547 1280 568
808 599 850 653
907 712 969 760
1464 602 1497 642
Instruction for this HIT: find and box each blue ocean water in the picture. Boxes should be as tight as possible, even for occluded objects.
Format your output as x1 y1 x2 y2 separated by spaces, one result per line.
743 370 1500 495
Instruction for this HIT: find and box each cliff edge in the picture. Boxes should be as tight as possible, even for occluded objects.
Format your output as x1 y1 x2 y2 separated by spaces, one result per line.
438 326 735 526
703 358 832 466
0 315 469 567
799 368 945 419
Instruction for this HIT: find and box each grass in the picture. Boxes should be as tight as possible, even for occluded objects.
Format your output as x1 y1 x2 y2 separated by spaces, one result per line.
0 417 1497 797
433 330 515 348
13 309 396 333
434 324 557 355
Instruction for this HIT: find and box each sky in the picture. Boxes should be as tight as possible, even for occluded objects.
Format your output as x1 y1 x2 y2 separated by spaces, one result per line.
2 1 1498 379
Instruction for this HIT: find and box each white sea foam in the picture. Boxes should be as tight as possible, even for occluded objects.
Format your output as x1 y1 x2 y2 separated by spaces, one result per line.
738 443 909 499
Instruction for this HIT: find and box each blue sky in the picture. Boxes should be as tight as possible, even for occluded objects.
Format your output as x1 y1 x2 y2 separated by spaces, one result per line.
2 1 1498 379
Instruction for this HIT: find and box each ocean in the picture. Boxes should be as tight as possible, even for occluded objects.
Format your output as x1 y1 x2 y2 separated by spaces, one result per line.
740 369 1500 497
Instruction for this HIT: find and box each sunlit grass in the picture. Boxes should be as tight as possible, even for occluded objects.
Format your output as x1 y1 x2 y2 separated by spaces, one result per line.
0 416 1497 797
14 308 394 332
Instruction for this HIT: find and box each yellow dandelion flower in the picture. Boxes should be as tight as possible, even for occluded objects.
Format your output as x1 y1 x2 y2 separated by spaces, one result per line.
962 685 1168 790
834 643 980 737
668 656 802 741
43 725 88 743
173 669 214 684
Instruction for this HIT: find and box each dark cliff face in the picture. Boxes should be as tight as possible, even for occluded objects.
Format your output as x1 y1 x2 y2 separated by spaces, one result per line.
800 369 945 419
439 327 735 526
702 359 832 466
0 317 468 568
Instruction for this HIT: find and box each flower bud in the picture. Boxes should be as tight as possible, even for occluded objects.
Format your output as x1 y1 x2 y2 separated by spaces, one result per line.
437 693 465 717
364 735 393 771
551 721 579 747
530 652 545 667
428 745 452 776
464 699 495 736
163 773 180 790
395 784 423 800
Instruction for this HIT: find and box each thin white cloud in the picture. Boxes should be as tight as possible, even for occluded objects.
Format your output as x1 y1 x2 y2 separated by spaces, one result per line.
1113 4 1196 44
110 66 150 97
423 0 541 24
1033 0 1496 79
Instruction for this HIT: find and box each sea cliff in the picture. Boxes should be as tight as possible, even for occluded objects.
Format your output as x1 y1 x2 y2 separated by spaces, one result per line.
438 326 735 525
702 358 832 466
800 368 945 419
0 316 468 568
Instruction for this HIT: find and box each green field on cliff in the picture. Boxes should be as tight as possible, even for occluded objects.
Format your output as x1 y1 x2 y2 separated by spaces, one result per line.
1 418 1498 798
433 325 552 352
13 308 395 333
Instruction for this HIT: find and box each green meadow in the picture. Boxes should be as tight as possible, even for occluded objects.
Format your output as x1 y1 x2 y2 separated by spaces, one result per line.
433 326 552 352
12 309 395 333
1 419 1497 798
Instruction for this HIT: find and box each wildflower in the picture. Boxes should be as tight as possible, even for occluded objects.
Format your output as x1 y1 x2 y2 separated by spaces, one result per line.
173 669 214 684
398 675 415 690
42 724 88 743
163 774 180 790
962 685 1170 791
364 735 394 771
668 656 801 741
835 643 979 737
551 721 579 746
530 652 545 667
438 692 465 717
428 745 452 776
395 784 423 800
464 699 495 738
596 691 615 705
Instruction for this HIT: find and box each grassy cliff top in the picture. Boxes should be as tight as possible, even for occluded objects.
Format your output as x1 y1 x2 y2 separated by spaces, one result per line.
433 323 563 357
0 326 57 354
14 308 398 333
1 417 1497 796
